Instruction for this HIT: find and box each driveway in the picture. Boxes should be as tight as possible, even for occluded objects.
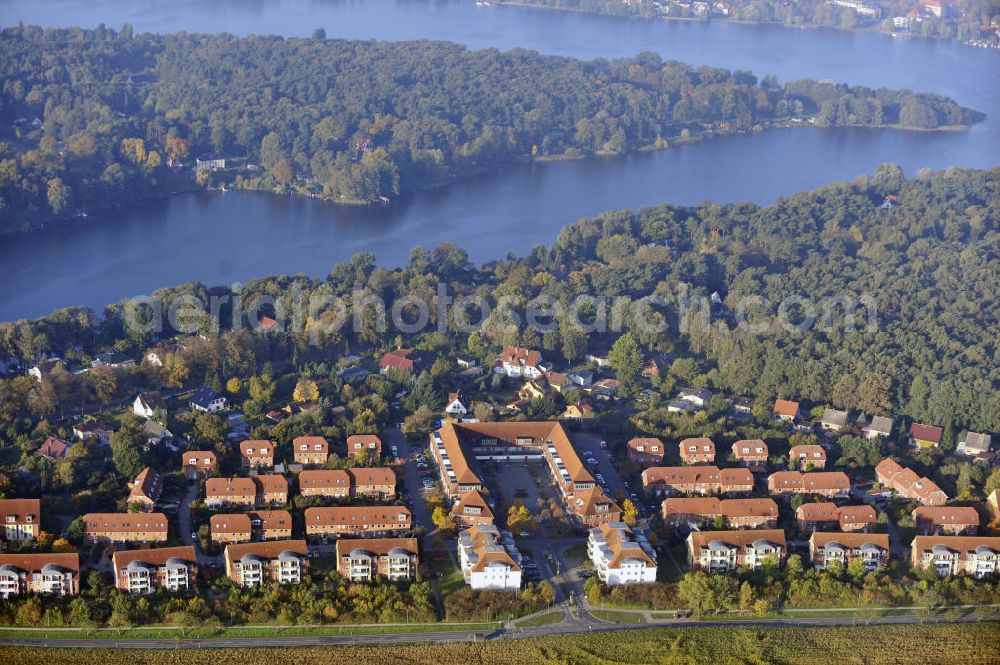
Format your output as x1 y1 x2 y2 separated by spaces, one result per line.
385 428 435 537
570 431 631 504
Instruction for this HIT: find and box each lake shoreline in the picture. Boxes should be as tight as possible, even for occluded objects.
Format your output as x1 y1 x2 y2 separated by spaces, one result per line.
4 118 974 240
494 0 979 49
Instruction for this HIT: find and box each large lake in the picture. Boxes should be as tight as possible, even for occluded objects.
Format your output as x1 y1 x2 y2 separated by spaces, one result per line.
1 0 998 320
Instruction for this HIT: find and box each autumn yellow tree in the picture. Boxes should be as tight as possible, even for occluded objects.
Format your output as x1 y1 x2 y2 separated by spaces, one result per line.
164 135 189 163
163 354 189 388
622 498 638 526
293 378 319 403
506 500 534 533
431 506 456 532
121 137 146 164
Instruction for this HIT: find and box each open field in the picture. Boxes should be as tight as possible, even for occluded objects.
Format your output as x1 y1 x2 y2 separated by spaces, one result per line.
3 623 997 664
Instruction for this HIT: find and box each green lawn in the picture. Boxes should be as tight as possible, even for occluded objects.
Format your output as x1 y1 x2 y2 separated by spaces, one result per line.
430 553 466 595
656 544 687 582
589 609 646 624
514 611 564 628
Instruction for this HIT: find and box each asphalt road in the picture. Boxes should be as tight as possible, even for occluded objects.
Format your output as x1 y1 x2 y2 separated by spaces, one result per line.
1 611 996 650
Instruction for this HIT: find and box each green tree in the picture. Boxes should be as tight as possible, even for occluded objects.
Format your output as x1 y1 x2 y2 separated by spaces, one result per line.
608 332 643 394
110 416 145 478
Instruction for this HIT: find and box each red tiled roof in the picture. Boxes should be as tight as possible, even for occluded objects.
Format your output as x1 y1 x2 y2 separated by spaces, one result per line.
910 423 943 444
773 399 800 417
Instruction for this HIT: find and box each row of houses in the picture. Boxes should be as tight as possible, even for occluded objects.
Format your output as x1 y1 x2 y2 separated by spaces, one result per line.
686 530 1000 578
183 435 383 477
210 505 413 544
201 467 396 509
627 436 828 472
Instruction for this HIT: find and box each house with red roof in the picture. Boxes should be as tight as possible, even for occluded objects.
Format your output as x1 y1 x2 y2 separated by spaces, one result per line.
909 423 943 449
379 349 417 374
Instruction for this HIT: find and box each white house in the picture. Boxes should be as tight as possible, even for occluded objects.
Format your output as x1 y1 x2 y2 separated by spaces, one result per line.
457 524 522 591
865 415 893 440
133 393 167 419
495 347 548 379
957 432 992 458
189 387 227 413
195 155 226 171
587 522 657 586
444 390 473 416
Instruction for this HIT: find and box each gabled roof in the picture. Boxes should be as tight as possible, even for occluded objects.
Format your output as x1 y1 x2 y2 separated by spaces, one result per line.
225 539 308 567
821 409 849 427
769 471 849 491
0 553 79 574
910 423 943 444
773 399 800 417
348 467 396 487
113 546 196 573
255 474 288 495
335 537 417 560
37 436 71 458
789 445 826 461
810 532 888 551
867 416 893 435
689 529 786 551
731 439 768 459
0 499 40 524
499 346 542 368
189 386 224 408
128 467 162 504
182 450 217 468
294 435 330 453
206 477 257 497
305 506 411 527
642 466 754 487
451 489 494 521
912 506 980 527
911 535 1000 558
299 469 351 490
82 513 168 533
961 432 992 453
210 513 252 534
571 487 620 520
239 439 274 458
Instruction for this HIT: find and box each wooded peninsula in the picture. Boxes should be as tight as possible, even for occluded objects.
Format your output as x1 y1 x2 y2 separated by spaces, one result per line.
0 25 984 232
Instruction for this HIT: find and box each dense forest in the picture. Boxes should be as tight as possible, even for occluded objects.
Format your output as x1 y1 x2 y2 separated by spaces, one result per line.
0 167 996 436
512 0 1000 44
0 25 983 231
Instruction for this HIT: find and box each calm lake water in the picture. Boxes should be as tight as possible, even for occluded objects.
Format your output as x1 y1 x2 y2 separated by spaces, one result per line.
1 0 998 320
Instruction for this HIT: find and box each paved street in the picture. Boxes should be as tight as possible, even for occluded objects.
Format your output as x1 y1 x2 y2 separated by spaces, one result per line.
1 609 996 649
385 428 435 539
